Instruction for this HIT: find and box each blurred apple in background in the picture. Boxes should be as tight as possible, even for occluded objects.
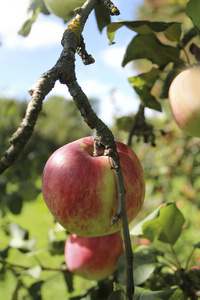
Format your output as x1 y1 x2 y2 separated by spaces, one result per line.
43 0 85 21
169 67 200 138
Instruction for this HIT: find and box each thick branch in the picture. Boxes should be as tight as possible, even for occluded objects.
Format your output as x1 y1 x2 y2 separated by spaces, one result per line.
0 1 134 298
0 71 58 174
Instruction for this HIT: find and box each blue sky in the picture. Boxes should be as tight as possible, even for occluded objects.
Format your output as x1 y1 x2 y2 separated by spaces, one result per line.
0 0 143 125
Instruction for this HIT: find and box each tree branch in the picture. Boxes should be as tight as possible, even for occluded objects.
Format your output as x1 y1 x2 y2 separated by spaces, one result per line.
0 1 134 298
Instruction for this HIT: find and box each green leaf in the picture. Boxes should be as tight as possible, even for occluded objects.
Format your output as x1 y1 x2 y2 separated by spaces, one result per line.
164 23 182 42
95 3 111 33
142 203 185 245
36 192 49 213
168 289 185 300
118 253 158 286
108 290 126 300
160 68 180 99
130 205 162 236
107 20 181 43
63 270 74 293
122 33 180 68
186 0 200 33
6 192 23 215
18 7 41 37
133 287 183 300
128 68 162 111
18 0 49 37
118 252 158 285
29 280 44 300
115 115 133 132
194 242 200 249
0 270 19 300
131 203 185 245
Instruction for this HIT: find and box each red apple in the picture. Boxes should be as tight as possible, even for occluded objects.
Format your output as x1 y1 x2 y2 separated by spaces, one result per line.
169 67 200 137
42 136 145 237
64 231 124 281
139 238 150 245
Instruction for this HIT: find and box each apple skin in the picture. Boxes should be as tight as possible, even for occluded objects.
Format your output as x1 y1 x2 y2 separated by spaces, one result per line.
64 231 124 281
42 136 145 237
169 67 200 137
43 0 85 21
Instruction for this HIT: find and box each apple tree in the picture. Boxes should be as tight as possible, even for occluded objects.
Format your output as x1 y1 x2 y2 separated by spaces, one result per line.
1 0 200 299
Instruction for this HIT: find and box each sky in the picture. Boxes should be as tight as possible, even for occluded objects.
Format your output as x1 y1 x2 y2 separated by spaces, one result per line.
0 0 143 125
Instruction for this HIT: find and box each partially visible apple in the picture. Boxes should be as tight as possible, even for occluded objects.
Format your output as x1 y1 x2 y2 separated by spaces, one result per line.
43 0 85 21
65 231 124 280
42 136 145 237
169 67 200 137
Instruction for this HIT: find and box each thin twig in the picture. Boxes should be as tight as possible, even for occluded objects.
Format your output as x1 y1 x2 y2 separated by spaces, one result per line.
0 258 67 272
111 158 134 299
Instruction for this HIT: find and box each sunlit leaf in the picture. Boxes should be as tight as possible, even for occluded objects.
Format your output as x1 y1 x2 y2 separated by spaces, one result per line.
0 270 19 299
122 33 180 67
164 23 181 41
115 115 133 132
168 288 185 300
131 203 185 245
186 0 200 33
128 68 162 111
18 0 49 37
143 203 185 245
18 6 41 37
107 20 181 43
36 192 49 213
130 205 164 236
133 287 184 300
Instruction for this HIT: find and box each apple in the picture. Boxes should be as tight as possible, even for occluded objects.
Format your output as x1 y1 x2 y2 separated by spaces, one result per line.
139 238 150 245
64 231 124 280
43 0 85 21
42 136 145 237
169 67 200 137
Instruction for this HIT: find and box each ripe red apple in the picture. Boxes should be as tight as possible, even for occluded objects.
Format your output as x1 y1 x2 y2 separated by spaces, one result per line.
169 67 200 137
42 136 145 237
64 231 124 281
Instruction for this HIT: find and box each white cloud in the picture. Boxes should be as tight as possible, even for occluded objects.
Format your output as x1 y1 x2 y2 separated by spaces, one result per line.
0 0 65 49
101 45 125 69
99 90 140 125
100 44 137 78
46 81 71 98
80 79 110 97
